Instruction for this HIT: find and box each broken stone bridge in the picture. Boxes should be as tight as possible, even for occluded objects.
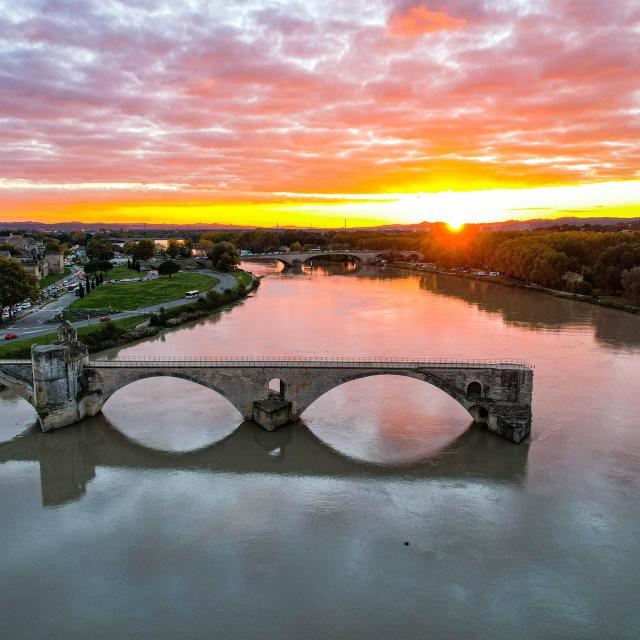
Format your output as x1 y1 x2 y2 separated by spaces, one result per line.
0 324 534 443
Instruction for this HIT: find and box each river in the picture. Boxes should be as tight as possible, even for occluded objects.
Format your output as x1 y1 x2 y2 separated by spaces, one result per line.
1 261 639 639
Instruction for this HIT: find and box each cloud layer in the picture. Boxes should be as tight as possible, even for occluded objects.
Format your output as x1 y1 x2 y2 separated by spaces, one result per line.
0 0 639 221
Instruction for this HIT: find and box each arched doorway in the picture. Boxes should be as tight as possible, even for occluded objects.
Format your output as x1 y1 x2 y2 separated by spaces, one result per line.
268 378 285 400
466 381 482 398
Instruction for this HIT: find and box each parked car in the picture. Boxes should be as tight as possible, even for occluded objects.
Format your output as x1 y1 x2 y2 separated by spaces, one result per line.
99 316 111 322
4 333 18 340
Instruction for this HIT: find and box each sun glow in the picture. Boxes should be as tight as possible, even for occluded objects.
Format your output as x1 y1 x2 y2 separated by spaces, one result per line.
0 180 639 227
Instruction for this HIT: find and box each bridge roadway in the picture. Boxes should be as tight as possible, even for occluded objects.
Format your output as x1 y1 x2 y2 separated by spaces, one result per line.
0 324 534 443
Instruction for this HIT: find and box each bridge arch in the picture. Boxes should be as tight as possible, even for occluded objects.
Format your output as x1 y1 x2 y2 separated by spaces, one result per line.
301 253 363 265
297 370 483 426
85 368 249 419
0 371 34 405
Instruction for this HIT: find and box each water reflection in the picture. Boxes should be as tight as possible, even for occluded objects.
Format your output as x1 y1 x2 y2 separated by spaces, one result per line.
101 376 243 451
0 417 529 507
1 259 640 639
361 267 640 350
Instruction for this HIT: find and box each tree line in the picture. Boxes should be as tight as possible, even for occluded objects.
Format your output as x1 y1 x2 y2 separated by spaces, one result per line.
419 226 640 300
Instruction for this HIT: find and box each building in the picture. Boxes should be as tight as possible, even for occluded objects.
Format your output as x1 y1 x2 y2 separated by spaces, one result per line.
1 234 63 282
45 250 64 275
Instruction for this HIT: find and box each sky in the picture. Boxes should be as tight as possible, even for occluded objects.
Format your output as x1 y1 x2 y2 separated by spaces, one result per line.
0 0 639 228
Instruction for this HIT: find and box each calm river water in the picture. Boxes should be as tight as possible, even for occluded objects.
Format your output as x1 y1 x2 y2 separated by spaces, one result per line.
1 262 640 639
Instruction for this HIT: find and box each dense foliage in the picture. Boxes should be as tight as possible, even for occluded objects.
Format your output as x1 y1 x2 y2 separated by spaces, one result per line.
207 241 240 271
419 227 640 295
0 257 38 315
158 260 180 277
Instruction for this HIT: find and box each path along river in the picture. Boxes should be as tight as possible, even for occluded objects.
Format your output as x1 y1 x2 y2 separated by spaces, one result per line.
1 261 639 639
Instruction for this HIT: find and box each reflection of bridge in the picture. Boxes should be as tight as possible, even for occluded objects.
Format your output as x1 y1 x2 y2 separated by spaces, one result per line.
0 323 533 443
0 420 530 507
245 250 403 267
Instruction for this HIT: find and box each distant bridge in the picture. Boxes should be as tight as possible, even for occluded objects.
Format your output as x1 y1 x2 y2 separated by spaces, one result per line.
245 250 417 268
0 323 533 443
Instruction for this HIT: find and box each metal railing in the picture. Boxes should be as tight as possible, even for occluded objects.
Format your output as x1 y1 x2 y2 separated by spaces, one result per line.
87 356 533 370
0 359 31 365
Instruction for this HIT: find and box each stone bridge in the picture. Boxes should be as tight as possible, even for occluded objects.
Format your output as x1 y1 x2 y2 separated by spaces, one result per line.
0 324 534 443
245 250 415 268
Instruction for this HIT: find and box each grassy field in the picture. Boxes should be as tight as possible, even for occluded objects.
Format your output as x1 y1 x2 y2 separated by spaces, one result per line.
103 265 142 280
39 267 71 288
0 316 147 358
70 272 218 311
230 270 254 287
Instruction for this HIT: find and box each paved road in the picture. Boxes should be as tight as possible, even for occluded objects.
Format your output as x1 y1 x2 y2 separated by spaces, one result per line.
7 267 84 332
5 270 241 339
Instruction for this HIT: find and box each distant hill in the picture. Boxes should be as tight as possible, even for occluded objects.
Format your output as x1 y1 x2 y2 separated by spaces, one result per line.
0 216 638 232
0 221 257 231
478 217 640 231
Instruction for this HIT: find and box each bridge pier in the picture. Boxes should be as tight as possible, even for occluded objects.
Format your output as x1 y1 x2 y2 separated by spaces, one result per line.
470 404 531 444
253 397 293 431
31 323 93 432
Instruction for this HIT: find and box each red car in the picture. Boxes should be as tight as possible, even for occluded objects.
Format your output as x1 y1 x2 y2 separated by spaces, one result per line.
98 316 111 323
4 333 18 340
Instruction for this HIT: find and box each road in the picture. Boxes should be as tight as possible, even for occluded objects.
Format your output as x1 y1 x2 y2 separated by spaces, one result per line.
5 269 240 339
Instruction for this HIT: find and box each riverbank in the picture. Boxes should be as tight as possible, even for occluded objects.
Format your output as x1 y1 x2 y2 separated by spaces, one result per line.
0 315 152 358
149 272 259 329
0 270 260 359
387 262 640 316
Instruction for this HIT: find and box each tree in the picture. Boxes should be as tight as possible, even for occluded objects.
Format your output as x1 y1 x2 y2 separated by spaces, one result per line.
133 239 156 261
86 234 114 262
208 241 240 272
0 257 38 317
237 229 278 253
593 243 640 293
158 260 180 278
123 241 138 257
0 243 21 256
71 230 87 245
166 239 181 259
179 238 193 258
621 267 640 302
196 239 214 254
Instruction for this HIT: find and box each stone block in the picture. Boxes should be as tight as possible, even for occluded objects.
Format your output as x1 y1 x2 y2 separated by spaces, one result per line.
253 397 293 431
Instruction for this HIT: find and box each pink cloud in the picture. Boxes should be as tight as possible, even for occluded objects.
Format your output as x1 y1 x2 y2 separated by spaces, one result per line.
387 4 468 37
0 0 638 204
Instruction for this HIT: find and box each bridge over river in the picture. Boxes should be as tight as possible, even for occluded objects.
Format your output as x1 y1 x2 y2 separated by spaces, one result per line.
0 323 533 443
244 250 416 267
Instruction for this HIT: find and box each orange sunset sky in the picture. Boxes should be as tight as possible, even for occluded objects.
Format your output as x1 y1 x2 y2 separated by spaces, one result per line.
1 0 639 227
